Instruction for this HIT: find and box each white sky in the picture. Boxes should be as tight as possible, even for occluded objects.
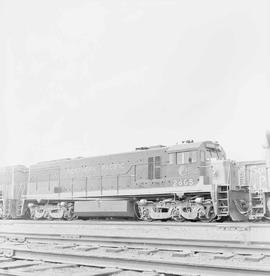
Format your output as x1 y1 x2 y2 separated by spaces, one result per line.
1 0 270 166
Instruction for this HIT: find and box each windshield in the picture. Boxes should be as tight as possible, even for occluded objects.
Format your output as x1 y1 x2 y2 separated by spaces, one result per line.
205 149 223 160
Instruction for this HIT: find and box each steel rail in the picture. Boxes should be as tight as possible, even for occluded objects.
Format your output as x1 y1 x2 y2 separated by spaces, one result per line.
1 219 270 227
0 245 270 276
1 232 270 255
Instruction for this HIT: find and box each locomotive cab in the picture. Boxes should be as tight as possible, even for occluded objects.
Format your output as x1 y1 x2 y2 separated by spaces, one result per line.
167 141 226 186
137 141 229 221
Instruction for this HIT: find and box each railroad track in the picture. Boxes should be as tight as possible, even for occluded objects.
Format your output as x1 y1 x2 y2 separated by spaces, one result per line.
0 237 270 276
0 220 270 275
0 257 162 276
0 231 269 255
0 220 270 253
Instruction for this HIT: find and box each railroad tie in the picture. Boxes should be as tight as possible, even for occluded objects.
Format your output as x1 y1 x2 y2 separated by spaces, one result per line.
141 272 162 276
7 236 26 243
138 248 159 255
214 253 234 260
20 263 77 272
55 244 76 249
105 247 126 253
75 267 123 276
74 245 100 251
172 250 192 257
0 260 43 269
0 257 13 263
244 254 265 262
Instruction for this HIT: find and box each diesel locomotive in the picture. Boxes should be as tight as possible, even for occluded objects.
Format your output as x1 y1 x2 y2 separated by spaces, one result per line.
0 139 269 222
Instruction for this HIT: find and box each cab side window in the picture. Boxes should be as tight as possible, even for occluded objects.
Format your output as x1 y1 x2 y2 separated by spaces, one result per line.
206 150 211 160
186 151 197 163
200 151 206 162
177 151 197 164
169 153 176 164
177 152 184 164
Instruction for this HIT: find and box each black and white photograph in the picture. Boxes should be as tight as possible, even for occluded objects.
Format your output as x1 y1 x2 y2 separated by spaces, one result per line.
0 0 270 275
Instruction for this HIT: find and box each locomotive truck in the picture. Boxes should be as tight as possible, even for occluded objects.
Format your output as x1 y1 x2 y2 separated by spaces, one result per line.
0 140 255 221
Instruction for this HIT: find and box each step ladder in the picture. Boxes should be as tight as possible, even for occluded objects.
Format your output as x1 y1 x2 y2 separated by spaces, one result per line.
16 199 24 217
237 165 249 190
217 185 230 216
238 165 247 187
3 199 19 218
249 190 265 220
3 199 11 218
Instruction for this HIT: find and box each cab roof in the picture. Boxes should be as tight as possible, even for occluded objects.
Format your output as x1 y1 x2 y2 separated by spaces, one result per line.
167 141 218 152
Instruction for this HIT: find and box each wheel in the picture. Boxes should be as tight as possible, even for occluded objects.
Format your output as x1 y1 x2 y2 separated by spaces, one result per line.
171 208 185 222
200 205 216 222
141 209 152 221
33 208 45 220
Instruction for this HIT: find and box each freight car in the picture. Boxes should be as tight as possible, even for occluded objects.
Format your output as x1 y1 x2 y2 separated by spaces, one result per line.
0 165 28 218
237 160 269 219
236 133 270 220
6 140 248 222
